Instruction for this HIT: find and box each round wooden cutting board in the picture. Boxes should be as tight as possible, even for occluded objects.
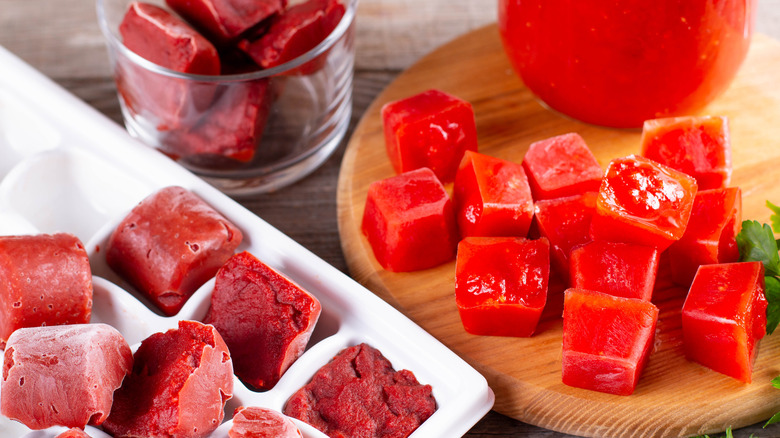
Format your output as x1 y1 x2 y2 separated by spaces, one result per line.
337 24 780 438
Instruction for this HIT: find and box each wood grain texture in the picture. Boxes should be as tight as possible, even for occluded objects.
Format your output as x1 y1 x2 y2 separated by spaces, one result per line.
337 24 780 438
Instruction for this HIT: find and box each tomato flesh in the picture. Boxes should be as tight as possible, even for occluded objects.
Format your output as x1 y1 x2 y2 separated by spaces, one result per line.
522 133 602 200
569 241 660 301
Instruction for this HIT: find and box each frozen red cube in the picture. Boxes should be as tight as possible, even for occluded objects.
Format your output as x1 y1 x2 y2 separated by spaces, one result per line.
569 240 660 301
55 429 91 438
590 155 698 251
229 406 302 438
521 133 603 200
166 0 285 43
667 187 742 286
640 115 731 190
453 151 534 238
204 251 321 390
682 262 766 383
533 192 597 279
381 89 478 183
455 237 549 337
1 324 133 429
0 233 92 348
103 320 233 437
562 288 659 395
361 168 458 272
106 186 243 316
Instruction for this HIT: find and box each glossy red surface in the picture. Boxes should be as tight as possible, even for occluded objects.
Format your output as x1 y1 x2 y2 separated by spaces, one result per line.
229 406 302 438
498 0 755 128
533 192 596 279
521 133 602 200
166 0 285 43
569 240 660 301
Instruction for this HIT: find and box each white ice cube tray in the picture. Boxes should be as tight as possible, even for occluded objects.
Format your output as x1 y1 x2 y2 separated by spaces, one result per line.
0 46 494 438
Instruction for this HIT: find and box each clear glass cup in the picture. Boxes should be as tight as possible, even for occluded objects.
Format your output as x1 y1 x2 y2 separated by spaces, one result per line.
97 0 356 195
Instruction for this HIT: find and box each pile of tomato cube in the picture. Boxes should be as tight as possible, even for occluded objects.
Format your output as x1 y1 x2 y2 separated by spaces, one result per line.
361 89 767 395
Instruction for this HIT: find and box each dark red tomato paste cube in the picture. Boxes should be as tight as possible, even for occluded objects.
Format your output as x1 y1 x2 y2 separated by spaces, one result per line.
0 233 92 348
533 192 597 279
284 343 436 438
682 262 766 383
166 0 285 43
361 168 457 272
1 324 132 429
453 151 534 238
455 237 549 337
229 406 302 438
590 155 698 251
106 186 243 316
562 288 659 395
204 251 321 391
381 89 478 183
569 240 660 301
667 187 742 286
239 0 345 72
640 115 731 190
103 321 233 438
521 133 603 200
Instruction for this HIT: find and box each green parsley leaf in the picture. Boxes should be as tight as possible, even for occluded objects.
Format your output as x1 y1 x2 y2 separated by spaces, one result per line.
772 375 780 389
768 201 780 233
737 220 780 276
765 276 780 335
767 411 780 428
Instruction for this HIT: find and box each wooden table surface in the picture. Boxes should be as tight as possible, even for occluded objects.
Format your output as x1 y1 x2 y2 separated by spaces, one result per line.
2 1 780 437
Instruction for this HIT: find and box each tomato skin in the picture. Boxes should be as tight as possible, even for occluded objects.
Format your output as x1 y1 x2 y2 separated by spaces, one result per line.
498 0 755 128
521 133 603 200
682 262 767 383
569 241 660 301
455 237 549 337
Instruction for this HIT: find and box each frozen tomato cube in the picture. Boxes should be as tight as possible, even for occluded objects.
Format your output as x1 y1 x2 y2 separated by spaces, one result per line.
1 324 133 429
667 187 742 286
455 237 549 337
453 151 533 238
166 0 285 43
521 133 603 200
103 321 234 437
533 192 597 279
562 288 659 395
569 240 660 301
640 115 731 190
381 89 478 183
361 168 457 272
239 0 345 72
204 251 321 391
55 429 91 438
229 406 302 438
0 233 92 348
590 155 698 251
682 262 766 383
106 186 243 316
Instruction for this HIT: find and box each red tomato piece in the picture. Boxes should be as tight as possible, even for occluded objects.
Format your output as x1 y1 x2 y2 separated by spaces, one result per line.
521 133 603 200
569 240 660 301
103 321 234 437
361 168 457 272
1 324 133 429
55 429 91 438
239 0 345 73
533 192 597 279
166 0 286 43
590 155 698 251
640 116 732 190
667 187 742 286
381 89 478 183
229 406 302 438
562 288 659 395
455 237 549 337
682 262 766 383
0 233 92 348
453 151 534 239
204 251 321 391
106 186 243 316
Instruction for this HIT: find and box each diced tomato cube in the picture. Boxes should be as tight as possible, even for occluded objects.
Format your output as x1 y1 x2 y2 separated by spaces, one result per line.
682 262 766 383
562 288 659 395
453 151 533 238
640 115 731 190
455 237 549 337
361 168 458 272
667 187 742 286
381 89 478 183
569 240 660 301
166 0 285 43
521 133 602 200
533 192 597 279
590 155 698 251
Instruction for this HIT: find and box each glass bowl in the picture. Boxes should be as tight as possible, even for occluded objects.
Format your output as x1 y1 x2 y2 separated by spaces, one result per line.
97 0 357 195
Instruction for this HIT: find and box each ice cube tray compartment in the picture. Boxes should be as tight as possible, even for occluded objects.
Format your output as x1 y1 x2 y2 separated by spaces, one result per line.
0 45 494 438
